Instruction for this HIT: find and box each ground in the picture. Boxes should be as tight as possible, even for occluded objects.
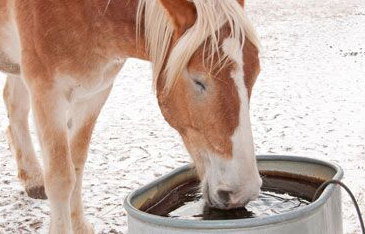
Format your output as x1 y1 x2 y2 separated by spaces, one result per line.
0 0 364 233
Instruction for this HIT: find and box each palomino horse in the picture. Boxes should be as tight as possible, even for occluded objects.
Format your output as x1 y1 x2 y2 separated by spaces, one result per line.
0 0 262 232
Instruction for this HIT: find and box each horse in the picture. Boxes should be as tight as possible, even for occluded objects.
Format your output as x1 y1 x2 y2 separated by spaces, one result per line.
0 0 262 233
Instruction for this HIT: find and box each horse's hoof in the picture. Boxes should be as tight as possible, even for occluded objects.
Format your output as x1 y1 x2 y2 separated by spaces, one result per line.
26 186 47 200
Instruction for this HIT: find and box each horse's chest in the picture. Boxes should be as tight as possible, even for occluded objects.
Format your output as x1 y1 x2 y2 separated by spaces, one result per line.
64 58 125 102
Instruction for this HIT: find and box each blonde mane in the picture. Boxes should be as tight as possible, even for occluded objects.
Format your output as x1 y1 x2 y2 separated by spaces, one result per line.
137 0 260 93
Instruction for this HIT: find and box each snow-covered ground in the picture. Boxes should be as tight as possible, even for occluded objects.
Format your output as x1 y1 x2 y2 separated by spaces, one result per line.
0 0 364 233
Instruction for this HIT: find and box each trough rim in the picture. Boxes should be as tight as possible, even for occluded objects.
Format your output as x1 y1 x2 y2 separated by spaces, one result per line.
124 155 343 230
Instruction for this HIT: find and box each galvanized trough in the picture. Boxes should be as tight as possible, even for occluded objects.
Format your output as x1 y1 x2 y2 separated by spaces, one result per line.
124 155 343 234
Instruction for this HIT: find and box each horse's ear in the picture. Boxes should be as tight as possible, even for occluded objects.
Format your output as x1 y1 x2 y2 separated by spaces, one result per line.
158 0 197 36
237 0 245 7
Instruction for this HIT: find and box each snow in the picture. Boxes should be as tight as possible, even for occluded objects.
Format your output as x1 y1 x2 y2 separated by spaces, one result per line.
0 0 364 233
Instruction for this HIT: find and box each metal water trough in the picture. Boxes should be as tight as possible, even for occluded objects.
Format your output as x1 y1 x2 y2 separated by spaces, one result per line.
124 155 343 234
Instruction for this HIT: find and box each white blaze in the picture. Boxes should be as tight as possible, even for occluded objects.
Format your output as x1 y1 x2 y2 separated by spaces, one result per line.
204 38 261 207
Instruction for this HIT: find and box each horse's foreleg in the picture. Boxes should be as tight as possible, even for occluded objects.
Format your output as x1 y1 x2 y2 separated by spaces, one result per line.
3 75 46 199
68 86 113 234
27 81 75 234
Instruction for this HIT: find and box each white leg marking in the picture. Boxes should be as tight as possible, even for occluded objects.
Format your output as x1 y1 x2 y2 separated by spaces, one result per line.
3 75 45 198
68 86 113 234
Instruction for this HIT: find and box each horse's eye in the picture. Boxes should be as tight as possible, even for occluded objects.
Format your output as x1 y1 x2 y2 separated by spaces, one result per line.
194 79 206 92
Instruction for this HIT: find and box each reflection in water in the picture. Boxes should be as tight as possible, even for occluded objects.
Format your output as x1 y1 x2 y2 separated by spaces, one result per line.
144 173 322 220
168 190 309 220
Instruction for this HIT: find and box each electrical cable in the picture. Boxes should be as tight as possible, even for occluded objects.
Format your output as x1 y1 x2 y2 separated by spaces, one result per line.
313 180 364 234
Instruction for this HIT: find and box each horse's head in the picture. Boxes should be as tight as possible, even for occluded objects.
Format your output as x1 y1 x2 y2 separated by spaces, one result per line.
140 0 262 209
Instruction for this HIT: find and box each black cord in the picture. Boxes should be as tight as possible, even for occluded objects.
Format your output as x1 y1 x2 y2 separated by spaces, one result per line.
313 180 365 234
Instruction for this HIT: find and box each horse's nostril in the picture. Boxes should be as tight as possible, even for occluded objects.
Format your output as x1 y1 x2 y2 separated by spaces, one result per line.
217 189 232 204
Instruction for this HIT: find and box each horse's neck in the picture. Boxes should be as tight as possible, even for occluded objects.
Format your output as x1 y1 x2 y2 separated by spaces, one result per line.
101 0 148 60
